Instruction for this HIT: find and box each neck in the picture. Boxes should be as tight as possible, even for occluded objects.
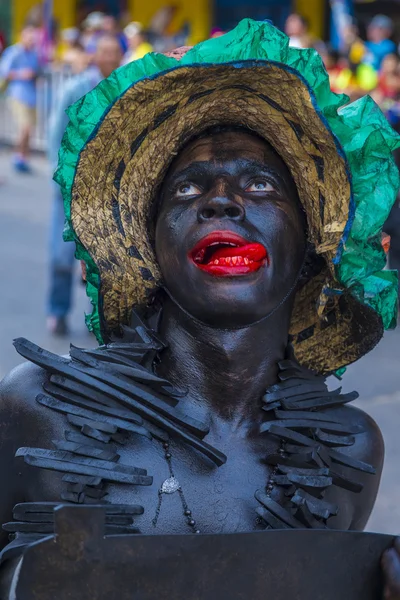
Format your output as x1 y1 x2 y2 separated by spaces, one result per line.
157 296 292 424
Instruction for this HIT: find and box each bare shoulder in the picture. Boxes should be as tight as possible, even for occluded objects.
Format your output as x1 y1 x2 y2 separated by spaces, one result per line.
1 361 49 427
323 402 384 530
0 360 64 450
0 361 66 546
329 403 384 472
1 360 47 407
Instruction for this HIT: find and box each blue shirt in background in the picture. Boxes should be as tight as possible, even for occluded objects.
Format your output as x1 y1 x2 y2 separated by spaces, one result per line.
364 39 396 71
48 67 103 169
0 44 40 107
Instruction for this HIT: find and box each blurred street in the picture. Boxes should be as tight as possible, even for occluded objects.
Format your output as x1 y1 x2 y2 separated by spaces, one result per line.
0 148 399 534
0 148 92 375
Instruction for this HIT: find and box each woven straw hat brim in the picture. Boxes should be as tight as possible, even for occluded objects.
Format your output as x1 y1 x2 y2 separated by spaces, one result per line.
68 60 383 373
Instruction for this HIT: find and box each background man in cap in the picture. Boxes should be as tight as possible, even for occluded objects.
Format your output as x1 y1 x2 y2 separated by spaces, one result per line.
46 34 122 336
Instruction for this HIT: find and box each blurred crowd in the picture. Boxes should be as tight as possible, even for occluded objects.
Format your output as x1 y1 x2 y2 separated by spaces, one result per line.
0 8 194 71
3 10 400 160
0 8 399 335
285 12 400 128
55 11 188 74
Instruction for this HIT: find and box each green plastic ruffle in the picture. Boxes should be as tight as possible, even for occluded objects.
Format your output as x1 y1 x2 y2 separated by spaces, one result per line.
54 18 400 343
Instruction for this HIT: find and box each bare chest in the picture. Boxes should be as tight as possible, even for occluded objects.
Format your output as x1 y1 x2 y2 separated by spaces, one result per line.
113 434 278 535
26 428 281 535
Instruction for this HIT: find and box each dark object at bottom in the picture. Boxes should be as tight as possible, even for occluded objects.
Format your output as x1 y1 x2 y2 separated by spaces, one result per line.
14 505 392 600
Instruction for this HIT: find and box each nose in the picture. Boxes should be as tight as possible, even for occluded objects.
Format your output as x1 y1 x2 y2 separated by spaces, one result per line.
197 193 245 223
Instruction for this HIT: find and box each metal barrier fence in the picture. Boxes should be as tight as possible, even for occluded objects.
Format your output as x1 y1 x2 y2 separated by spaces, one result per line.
0 69 72 152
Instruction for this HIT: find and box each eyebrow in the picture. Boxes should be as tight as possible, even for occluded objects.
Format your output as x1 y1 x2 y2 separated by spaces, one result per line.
168 162 211 183
168 159 287 187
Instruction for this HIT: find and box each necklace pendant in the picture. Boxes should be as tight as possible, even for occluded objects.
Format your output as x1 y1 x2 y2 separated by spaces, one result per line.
161 476 180 494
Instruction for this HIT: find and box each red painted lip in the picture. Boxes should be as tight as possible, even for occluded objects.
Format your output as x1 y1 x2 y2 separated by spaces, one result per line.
189 230 269 277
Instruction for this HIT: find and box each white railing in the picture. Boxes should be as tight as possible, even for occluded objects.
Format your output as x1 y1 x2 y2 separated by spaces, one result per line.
0 68 73 152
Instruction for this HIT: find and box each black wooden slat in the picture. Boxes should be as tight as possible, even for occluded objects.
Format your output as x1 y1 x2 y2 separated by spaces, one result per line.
255 492 303 528
282 391 358 411
16 447 147 475
3 521 55 534
329 469 364 493
45 379 143 424
314 430 355 447
54 440 119 462
273 410 343 424
255 507 290 529
291 489 339 519
38 394 151 439
265 425 318 447
328 449 375 474
267 378 328 391
261 420 363 435
65 430 109 449
286 473 332 489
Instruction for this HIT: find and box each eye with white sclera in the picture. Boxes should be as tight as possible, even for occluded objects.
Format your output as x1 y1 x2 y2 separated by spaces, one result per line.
175 183 202 198
244 179 277 193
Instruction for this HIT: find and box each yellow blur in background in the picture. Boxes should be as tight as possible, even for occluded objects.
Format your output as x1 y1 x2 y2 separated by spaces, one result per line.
11 0 325 46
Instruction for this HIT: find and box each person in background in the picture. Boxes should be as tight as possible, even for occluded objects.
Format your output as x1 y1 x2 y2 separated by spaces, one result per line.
285 13 310 48
46 34 122 335
374 54 400 102
0 25 40 173
370 55 400 134
102 15 128 54
123 22 153 64
321 46 343 92
60 28 88 74
343 19 366 68
284 13 325 54
81 12 105 55
363 14 396 72
25 3 58 66
321 47 358 98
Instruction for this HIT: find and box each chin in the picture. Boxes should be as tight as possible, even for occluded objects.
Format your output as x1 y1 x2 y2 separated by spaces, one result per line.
178 281 277 328
194 306 271 329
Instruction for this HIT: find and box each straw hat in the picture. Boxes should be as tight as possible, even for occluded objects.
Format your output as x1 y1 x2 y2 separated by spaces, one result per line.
56 19 400 374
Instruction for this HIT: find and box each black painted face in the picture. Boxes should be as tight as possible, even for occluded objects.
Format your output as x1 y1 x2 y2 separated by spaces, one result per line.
155 130 307 327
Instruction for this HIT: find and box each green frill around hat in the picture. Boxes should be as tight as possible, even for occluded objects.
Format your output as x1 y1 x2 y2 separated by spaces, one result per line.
55 18 400 373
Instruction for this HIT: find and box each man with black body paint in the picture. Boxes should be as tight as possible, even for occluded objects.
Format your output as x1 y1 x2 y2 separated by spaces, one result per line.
1 129 400 597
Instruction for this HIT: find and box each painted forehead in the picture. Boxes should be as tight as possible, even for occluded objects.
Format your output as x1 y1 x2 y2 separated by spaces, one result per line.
168 130 291 175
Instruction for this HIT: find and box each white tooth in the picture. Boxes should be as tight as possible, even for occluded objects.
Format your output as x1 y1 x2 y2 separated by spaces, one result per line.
214 259 219 265
244 257 249 265
232 257 238 265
